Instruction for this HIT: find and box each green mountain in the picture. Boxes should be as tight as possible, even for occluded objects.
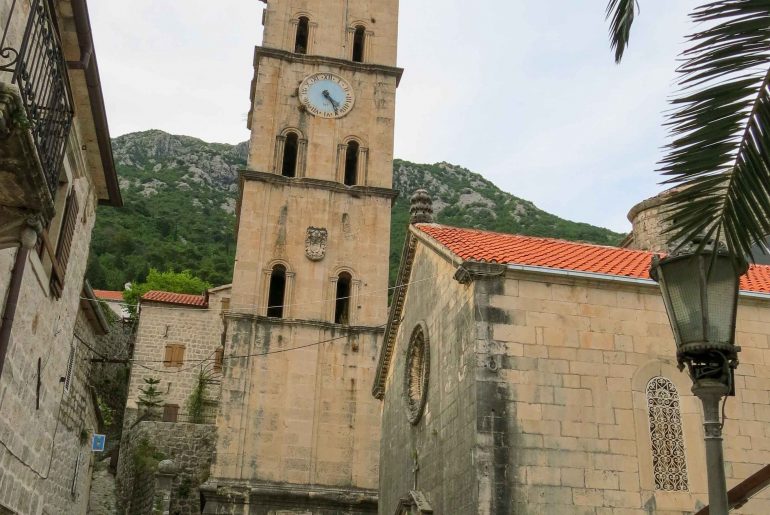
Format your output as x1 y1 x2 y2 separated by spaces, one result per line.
88 130 624 290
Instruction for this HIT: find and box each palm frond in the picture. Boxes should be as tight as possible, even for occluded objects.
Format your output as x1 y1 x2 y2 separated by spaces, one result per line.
606 0 638 63
660 0 770 263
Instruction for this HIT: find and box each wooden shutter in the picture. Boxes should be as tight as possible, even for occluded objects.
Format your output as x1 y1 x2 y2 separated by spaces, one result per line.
162 404 179 423
213 348 224 373
173 345 185 366
163 344 174 367
64 344 76 392
50 189 79 297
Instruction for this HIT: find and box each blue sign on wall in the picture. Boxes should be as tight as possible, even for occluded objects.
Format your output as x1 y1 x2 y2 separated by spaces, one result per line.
92 434 106 452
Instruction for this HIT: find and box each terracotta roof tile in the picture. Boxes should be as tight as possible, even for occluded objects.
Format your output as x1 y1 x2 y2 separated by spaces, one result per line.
417 224 770 294
92 290 124 302
141 290 208 307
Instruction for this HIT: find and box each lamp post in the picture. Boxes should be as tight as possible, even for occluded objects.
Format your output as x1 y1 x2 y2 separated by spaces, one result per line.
650 239 748 515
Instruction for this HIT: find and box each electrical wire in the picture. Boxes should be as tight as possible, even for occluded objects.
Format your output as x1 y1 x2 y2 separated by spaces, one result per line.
127 324 387 375
83 274 440 314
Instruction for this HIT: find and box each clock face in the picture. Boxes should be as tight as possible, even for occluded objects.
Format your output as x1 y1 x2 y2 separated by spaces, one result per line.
299 73 355 118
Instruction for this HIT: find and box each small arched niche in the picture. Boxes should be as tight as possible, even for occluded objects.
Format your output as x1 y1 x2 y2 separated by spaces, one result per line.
352 25 366 63
281 132 299 178
267 264 287 318
334 272 353 325
344 141 360 186
295 16 310 54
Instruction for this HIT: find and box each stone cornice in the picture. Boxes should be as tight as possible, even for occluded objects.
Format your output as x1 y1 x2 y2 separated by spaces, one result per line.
224 311 385 335
201 480 378 508
372 228 419 400
253 46 404 86
239 169 399 200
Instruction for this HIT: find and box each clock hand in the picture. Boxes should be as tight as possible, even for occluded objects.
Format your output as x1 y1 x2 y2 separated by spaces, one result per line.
322 89 340 114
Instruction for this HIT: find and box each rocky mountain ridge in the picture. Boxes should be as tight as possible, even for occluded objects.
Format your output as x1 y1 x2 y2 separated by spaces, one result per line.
87 130 624 290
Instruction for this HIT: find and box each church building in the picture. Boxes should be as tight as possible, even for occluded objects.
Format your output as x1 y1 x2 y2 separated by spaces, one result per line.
374 192 770 514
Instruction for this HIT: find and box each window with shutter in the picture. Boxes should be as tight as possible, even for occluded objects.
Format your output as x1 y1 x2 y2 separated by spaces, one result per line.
64 344 76 392
164 344 185 367
50 189 79 297
162 404 179 422
213 348 224 373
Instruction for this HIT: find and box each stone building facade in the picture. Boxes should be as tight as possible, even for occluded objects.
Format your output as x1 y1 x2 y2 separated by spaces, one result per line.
200 0 401 512
0 0 121 513
375 211 770 514
123 286 231 420
115 286 229 513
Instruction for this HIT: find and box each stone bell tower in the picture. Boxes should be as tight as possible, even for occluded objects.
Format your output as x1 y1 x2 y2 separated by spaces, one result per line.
202 0 402 512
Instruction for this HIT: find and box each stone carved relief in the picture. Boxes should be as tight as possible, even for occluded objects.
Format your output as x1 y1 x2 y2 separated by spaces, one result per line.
305 227 328 261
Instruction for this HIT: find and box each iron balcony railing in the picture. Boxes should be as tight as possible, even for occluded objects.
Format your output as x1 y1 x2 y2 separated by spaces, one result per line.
1 0 74 200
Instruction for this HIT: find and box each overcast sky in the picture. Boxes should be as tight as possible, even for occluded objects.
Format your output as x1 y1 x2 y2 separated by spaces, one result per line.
89 1 693 233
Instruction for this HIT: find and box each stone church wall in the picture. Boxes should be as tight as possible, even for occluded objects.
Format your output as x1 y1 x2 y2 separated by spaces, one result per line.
482 270 770 514
378 245 478 514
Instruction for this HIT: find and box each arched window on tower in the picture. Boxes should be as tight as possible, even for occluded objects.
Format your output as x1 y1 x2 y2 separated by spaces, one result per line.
282 132 299 177
295 17 310 54
646 377 689 492
267 264 287 318
344 141 360 186
334 272 352 325
352 26 366 63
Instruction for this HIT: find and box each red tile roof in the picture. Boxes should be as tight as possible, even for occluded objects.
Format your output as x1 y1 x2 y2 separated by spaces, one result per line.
141 290 208 307
93 290 125 302
417 224 770 295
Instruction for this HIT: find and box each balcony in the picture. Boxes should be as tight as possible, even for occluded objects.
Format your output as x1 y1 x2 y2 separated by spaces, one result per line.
0 0 74 246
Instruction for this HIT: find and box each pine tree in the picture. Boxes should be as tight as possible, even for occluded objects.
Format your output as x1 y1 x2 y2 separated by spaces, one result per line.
137 377 164 419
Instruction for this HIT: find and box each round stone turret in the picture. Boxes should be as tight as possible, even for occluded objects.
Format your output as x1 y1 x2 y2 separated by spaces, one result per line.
410 189 434 224
625 189 679 253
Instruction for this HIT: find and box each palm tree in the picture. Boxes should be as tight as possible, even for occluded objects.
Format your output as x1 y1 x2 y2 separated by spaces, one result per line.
606 0 770 262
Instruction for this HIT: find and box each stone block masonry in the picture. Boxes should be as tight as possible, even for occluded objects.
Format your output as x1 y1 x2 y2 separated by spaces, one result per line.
116 415 216 515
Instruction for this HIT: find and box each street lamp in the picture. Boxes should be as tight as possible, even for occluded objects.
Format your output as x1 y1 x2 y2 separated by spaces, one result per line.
650 239 747 515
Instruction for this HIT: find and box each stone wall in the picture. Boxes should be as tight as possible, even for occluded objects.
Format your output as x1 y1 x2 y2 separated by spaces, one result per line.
481 270 770 514
378 244 478 514
116 415 216 515
0 171 105 514
203 317 382 513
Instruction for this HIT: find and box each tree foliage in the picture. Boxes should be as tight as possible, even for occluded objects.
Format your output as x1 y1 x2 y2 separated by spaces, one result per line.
186 368 215 424
137 377 165 419
124 269 212 318
606 0 770 263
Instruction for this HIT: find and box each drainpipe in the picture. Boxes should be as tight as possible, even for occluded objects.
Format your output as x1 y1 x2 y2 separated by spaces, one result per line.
0 247 29 379
0 222 38 380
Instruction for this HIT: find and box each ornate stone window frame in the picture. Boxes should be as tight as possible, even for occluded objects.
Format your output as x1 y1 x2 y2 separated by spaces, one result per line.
347 21 373 62
289 13 317 54
646 376 689 492
327 267 361 325
273 127 307 178
631 360 706 510
404 322 430 425
261 259 295 318
336 136 369 186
